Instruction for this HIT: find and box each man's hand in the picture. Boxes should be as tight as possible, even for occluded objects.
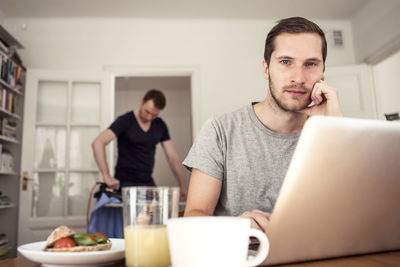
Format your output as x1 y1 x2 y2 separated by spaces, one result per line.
104 176 120 190
92 129 118 190
180 185 188 200
299 80 343 117
240 209 271 232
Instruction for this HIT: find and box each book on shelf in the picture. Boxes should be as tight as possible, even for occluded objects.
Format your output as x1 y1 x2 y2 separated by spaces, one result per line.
0 53 24 91
0 245 9 258
0 148 15 172
6 60 15 87
0 55 6 82
0 233 9 257
0 195 12 206
7 92 15 113
1 89 5 109
1 118 17 139
0 84 2 108
0 55 2 77
0 87 17 113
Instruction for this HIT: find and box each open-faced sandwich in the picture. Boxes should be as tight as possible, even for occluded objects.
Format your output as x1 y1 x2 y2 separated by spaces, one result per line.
43 225 112 252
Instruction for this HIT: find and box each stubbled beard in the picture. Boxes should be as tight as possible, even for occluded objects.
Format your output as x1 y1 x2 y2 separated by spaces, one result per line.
139 110 150 123
269 77 311 112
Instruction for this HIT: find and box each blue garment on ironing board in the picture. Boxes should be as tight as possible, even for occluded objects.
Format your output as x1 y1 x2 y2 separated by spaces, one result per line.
88 193 123 238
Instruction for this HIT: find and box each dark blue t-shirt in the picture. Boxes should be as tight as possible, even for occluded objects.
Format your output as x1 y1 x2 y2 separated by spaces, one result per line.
109 111 170 186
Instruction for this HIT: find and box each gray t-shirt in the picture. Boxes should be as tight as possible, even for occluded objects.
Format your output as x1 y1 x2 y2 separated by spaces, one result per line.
183 103 300 216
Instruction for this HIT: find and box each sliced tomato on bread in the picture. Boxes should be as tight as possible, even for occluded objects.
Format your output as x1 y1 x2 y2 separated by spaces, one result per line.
53 237 75 248
43 226 112 252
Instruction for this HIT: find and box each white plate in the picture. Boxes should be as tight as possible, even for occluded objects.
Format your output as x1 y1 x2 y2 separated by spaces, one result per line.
18 238 125 267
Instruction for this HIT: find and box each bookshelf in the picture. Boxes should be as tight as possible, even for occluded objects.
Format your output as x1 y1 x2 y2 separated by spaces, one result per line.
0 204 15 209
0 27 25 259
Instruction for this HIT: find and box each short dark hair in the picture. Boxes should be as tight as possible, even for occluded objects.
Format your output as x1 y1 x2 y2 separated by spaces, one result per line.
264 17 327 68
143 89 166 110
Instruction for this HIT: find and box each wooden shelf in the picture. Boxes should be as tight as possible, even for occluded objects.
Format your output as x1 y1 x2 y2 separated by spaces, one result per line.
0 204 15 209
0 172 18 176
0 135 19 144
0 107 20 120
0 79 23 96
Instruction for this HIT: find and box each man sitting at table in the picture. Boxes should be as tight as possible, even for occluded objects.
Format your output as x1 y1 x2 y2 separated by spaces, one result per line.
183 17 343 231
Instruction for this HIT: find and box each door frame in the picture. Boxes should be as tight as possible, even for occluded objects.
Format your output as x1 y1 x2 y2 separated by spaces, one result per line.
104 65 201 168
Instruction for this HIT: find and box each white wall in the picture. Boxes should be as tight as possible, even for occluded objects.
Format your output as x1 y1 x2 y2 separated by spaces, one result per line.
3 18 356 131
373 49 400 119
0 10 4 24
351 0 400 64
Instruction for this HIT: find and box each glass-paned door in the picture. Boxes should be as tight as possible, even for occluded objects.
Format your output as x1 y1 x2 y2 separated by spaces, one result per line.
31 81 100 218
18 71 110 245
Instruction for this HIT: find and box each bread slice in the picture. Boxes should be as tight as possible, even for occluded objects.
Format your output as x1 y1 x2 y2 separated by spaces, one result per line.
43 225 112 252
44 242 112 252
45 225 76 248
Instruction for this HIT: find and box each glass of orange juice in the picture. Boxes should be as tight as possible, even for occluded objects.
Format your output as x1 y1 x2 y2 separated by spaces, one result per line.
122 187 180 267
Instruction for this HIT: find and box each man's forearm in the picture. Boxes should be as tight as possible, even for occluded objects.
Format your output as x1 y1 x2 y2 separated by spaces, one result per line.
168 156 186 187
92 141 111 180
184 208 211 217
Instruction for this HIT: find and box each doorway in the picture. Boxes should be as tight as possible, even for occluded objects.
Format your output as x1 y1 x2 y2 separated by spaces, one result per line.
114 76 192 187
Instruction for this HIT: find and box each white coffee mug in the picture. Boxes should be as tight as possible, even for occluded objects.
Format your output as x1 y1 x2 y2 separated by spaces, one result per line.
167 216 269 267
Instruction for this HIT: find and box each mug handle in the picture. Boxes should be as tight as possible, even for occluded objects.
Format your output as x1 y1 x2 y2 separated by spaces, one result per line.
245 228 270 267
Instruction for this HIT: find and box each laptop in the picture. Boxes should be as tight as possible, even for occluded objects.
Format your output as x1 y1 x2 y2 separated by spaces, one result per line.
263 116 400 266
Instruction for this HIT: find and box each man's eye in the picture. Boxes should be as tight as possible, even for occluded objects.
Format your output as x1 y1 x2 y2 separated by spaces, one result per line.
305 62 317 67
281 60 290 65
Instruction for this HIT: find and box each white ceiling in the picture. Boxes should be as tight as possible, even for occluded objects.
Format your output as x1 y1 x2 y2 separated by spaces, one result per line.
0 0 371 20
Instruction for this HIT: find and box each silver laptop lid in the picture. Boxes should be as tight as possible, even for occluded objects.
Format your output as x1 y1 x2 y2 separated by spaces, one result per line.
264 116 400 265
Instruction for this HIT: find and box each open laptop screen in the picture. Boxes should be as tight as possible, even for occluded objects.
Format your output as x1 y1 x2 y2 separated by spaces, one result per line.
264 116 400 265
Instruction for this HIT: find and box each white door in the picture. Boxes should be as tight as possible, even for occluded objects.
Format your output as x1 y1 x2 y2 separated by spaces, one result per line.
18 69 111 245
325 64 378 119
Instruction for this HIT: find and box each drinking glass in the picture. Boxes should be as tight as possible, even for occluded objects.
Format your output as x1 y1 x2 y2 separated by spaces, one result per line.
122 187 180 267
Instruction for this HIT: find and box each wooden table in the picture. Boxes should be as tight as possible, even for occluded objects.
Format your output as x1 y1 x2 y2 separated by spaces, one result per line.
1 250 400 267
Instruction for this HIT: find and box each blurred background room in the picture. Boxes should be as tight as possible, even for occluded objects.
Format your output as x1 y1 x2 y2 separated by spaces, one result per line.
0 0 399 259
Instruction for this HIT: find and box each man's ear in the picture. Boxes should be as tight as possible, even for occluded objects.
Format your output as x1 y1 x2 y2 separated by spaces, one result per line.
262 59 269 80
